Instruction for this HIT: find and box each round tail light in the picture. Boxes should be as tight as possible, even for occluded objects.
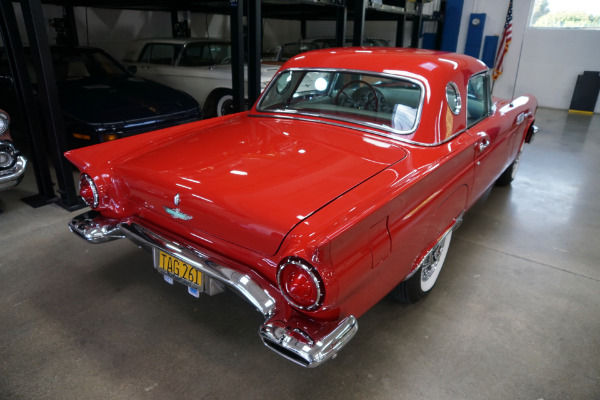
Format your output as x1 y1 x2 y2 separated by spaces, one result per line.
79 173 99 208
277 257 324 311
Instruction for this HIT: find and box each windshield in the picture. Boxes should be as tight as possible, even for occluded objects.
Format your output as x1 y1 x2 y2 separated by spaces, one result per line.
257 70 422 133
51 50 128 81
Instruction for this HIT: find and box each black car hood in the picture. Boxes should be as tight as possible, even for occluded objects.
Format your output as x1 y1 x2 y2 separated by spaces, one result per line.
58 76 198 124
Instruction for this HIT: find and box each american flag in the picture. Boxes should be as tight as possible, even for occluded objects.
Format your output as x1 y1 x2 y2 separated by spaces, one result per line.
493 0 513 80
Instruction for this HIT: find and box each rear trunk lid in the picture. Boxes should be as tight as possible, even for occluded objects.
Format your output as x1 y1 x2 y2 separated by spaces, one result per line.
114 115 406 255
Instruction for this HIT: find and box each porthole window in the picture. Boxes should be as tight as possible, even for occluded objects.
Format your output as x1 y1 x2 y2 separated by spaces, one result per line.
446 82 462 115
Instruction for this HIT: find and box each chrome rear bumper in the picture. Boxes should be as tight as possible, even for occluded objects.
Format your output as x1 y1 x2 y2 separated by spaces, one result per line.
68 210 358 367
0 155 26 190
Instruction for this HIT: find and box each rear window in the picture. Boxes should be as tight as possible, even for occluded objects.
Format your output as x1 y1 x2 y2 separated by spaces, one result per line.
258 70 423 134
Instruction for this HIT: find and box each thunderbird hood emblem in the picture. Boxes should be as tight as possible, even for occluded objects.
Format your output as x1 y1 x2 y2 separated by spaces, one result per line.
163 206 193 221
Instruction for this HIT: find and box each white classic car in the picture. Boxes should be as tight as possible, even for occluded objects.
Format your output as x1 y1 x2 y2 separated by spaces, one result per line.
123 38 279 118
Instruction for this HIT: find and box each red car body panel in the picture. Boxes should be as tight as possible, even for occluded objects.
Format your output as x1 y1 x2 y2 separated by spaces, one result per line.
65 48 538 367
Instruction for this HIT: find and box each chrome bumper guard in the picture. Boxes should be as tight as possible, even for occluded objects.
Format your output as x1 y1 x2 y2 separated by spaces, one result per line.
260 316 358 368
0 155 27 190
68 211 358 367
526 124 539 144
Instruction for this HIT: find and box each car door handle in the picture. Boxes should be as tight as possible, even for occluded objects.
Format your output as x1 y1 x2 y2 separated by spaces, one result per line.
478 138 490 152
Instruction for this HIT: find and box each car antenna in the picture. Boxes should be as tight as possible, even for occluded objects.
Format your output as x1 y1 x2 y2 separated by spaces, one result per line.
510 33 527 107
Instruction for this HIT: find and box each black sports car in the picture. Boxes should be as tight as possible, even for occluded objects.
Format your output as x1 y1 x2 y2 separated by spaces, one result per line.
1 46 202 148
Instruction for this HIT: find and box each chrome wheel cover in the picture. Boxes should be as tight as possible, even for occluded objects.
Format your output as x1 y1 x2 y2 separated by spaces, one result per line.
420 230 452 292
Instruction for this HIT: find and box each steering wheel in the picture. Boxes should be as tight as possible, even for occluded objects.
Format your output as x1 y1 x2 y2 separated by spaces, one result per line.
335 80 381 111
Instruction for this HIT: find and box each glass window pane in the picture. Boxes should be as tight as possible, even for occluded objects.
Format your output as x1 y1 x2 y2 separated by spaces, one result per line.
530 0 600 29
467 74 489 127
259 70 422 134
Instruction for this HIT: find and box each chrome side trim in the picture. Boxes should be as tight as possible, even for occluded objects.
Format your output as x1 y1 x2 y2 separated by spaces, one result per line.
0 155 26 190
260 315 358 368
250 113 466 148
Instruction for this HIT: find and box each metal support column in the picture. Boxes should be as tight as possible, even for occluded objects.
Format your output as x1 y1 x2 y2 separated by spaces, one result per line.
64 5 79 46
171 11 178 37
410 0 423 48
352 0 366 46
230 0 245 113
19 0 82 210
247 0 261 107
301 19 307 39
435 0 446 50
0 0 57 206
396 15 406 47
335 5 347 47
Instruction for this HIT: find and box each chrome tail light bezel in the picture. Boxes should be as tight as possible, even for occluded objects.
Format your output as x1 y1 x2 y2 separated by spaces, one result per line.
277 257 325 311
79 173 99 209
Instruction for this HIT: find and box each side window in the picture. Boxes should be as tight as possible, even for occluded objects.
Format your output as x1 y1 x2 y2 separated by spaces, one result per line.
467 73 490 127
179 44 206 67
139 44 179 65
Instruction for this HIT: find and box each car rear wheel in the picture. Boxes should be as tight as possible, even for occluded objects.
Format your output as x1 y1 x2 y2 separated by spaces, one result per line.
390 230 453 304
496 150 522 186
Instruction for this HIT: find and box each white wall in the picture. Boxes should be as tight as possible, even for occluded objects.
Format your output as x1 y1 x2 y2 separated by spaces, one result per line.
459 0 600 113
515 28 600 113
73 8 171 59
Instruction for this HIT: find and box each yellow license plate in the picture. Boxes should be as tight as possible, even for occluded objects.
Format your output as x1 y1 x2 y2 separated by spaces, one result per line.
157 250 202 287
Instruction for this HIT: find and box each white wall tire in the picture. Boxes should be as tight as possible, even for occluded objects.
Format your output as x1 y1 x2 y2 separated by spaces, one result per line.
389 230 453 304
216 94 234 117
419 230 452 292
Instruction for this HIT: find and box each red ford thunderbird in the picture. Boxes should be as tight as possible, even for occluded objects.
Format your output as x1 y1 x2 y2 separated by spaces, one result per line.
66 48 538 367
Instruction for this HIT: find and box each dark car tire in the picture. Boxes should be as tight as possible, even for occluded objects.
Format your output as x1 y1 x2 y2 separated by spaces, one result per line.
389 230 453 304
496 151 522 187
204 89 234 118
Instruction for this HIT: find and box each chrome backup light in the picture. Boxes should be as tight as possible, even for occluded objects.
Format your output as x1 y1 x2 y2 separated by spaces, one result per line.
79 173 99 209
0 149 12 168
277 257 325 311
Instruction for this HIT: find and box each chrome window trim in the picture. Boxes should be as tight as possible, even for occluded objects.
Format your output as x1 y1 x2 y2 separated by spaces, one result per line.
256 67 426 136
250 113 466 147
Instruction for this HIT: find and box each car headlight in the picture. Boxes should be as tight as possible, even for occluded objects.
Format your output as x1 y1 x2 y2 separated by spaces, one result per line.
0 141 16 168
277 257 325 311
0 111 9 135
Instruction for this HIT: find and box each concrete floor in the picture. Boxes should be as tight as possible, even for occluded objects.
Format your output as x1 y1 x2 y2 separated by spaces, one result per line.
1 107 599 399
